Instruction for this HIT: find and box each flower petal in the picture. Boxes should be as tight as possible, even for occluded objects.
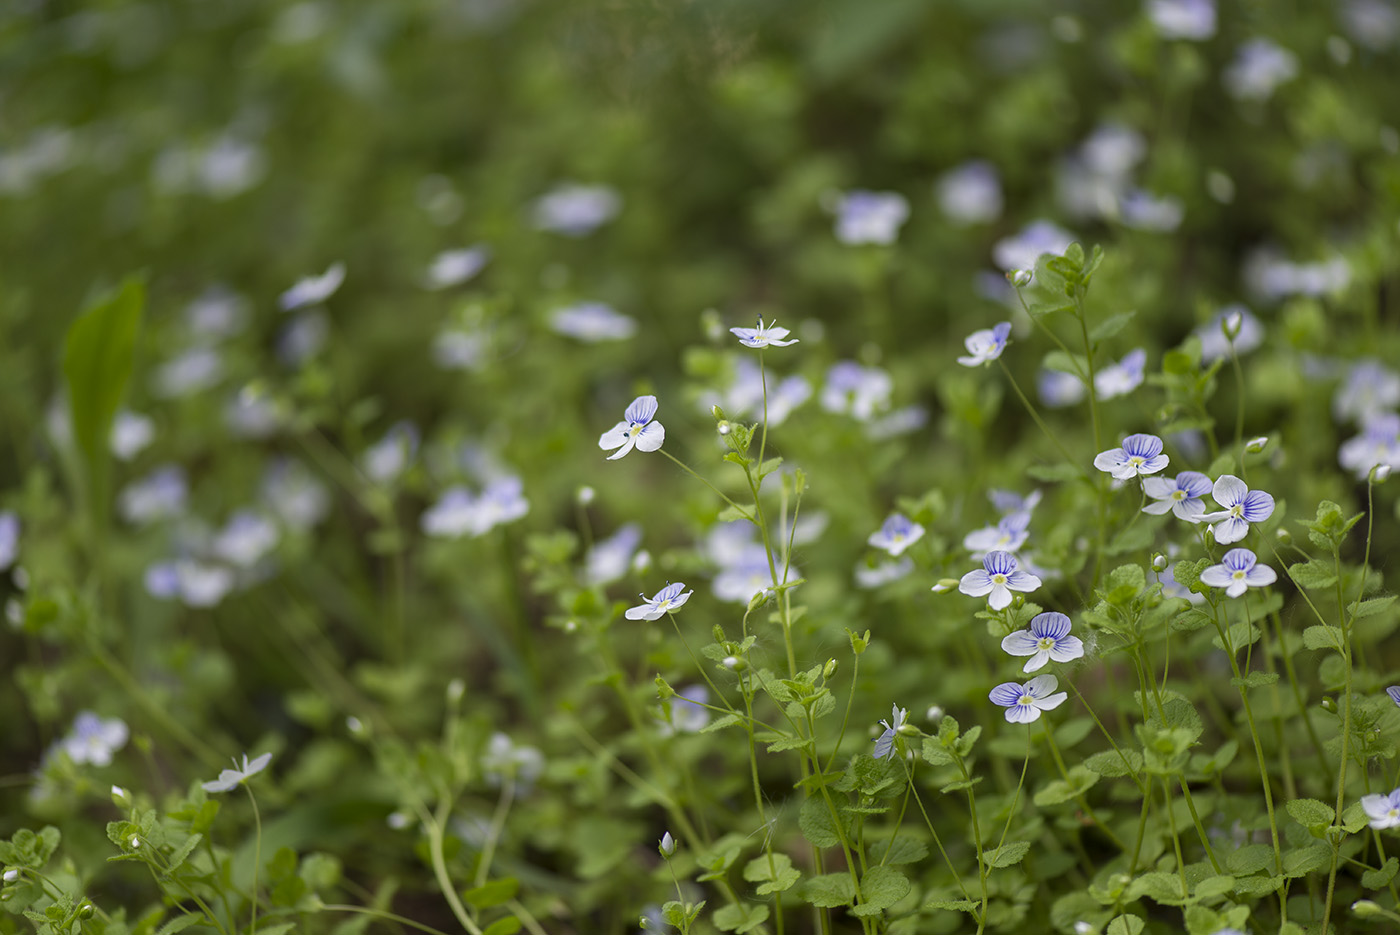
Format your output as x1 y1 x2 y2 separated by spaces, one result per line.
1024 674 1060 697
1005 703 1041 723
625 395 659 424
1001 630 1041 656
959 570 994 597
1212 474 1248 508
1211 516 1248 544
1034 691 1068 711
1032 612 1072 639
634 421 665 452
987 584 1012 610
1199 565 1232 588
598 422 630 450
1240 489 1275 522
606 436 637 461
988 682 1024 706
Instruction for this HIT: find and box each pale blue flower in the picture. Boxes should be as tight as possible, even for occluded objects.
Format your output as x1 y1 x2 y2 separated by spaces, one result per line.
551 302 637 342
0 512 19 571
873 704 907 759
855 557 914 589
989 674 1068 724
1038 368 1087 408
868 513 925 557
936 161 1002 225
120 466 189 525
625 582 693 621
821 362 892 421
1201 475 1274 543
659 685 708 735
424 246 490 289
432 326 488 371
1147 0 1216 40
963 511 1030 558
958 550 1042 610
213 511 280 568
834 190 909 245
1362 788 1400 830
185 286 248 340
202 752 272 793
482 733 544 790
957 322 1011 367
586 524 643 586
1200 548 1276 597
866 405 928 440
1386 686 1400 708
532 183 620 236
421 477 528 538
1339 412 1400 480
279 262 344 311
1094 433 1169 480
361 422 420 484
1094 348 1147 399
262 459 330 531
989 489 1041 515
730 317 798 349
1118 190 1183 232
110 411 155 461
278 310 329 365
62 713 129 767
1334 360 1400 423
145 559 237 608
1001 612 1084 673
1142 471 1212 521
992 220 1076 272
599 395 665 460
153 348 224 398
1225 39 1299 102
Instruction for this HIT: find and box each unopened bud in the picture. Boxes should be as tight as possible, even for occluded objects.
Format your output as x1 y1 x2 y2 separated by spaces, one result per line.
346 716 366 737
1007 269 1033 287
926 705 944 722
659 832 676 858
563 619 578 633
576 486 595 506
387 811 411 830
746 589 771 612
1321 697 1335 711
632 550 652 572
111 785 131 807
2 869 17 883
1151 553 1168 572
1246 436 1268 453
711 404 727 422
717 421 732 436
446 678 465 704
931 578 959 594
1353 900 1382 917
823 659 838 679
130 836 140 849
722 655 744 671
1275 527 1292 545
77 903 94 920
1372 463 1393 484
655 676 676 700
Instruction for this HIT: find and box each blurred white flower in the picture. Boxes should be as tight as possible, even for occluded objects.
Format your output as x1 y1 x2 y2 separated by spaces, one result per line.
936 160 1003 225
532 184 620 236
424 246 490 289
280 262 345 311
550 302 637 342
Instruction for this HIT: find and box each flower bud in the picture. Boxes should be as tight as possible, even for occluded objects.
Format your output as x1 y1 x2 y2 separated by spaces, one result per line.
2 869 17 883
130 836 141 849
1321 697 1335 711
711 404 727 423
1007 269 1033 287
722 655 745 671
1372 463 1392 484
1151 553 1168 572
931 578 959 593
446 679 466 704
746 589 771 612
1353 900 1382 918
632 550 652 573
387 811 411 830
659 832 676 858
717 421 731 436
576 486 596 506
926 705 944 722
346 716 366 737
654 676 676 700
111 785 131 808
1275 527 1292 545
1246 436 1269 453
77 903 95 920
823 659 838 679
563 619 578 633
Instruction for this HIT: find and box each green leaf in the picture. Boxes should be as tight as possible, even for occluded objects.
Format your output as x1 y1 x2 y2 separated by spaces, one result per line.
850 866 910 917
699 713 745 734
1232 875 1284 898
1351 595 1397 619
1034 766 1100 807
800 873 856 908
1194 875 1236 901
1226 844 1275 875
743 854 800 895
63 276 145 474
713 903 769 934
1282 843 1331 877
154 914 205 935
1289 560 1338 590
1105 522 1155 556
1285 799 1335 830
1044 350 1089 378
869 836 928 865
985 841 1030 869
1125 871 1189 906
716 504 755 523
482 918 522 935
1083 749 1143 778
798 796 841 849
1090 311 1137 343
924 897 979 913
163 833 202 877
464 878 518 910
1230 672 1279 690
1107 914 1145 935
1363 857 1399 890
1302 625 1345 652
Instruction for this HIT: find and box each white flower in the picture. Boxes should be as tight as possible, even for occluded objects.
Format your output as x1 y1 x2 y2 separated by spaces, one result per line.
834 190 909 245
730 317 798 349
598 396 665 460
424 247 490 289
551 303 637 342
957 322 1011 367
202 752 273 793
1362 789 1400 830
625 583 694 621
1199 548 1276 598
532 184 620 236
873 704 908 759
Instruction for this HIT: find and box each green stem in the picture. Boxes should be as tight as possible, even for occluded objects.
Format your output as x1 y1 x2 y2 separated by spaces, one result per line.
246 786 263 935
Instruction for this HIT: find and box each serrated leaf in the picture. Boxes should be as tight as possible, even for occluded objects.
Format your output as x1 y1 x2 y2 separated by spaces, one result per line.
1107 914 1145 935
801 873 856 908
1194 875 1235 900
1302 625 1345 652
1285 799 1335 829
869 836 928 865
985 841 1030 869
1083 749 1143 778
924 897 979 913
1282 843 1331 877
1289 561 1338 590
163 833 203 877
713 903 769 934
1363 857 1399 889
743 854 800 895
1351 595 1397 619
1226 844 1275 875
1230 671 1279 689
700 714 745 734
798 796 841 849
850 865 909 916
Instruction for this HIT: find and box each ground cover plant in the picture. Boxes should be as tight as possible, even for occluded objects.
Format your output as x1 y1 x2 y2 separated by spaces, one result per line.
3 0 1400 933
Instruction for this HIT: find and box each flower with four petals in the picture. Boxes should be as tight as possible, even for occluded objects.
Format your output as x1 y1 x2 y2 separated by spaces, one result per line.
599 395 666 461
958 550 1042 610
